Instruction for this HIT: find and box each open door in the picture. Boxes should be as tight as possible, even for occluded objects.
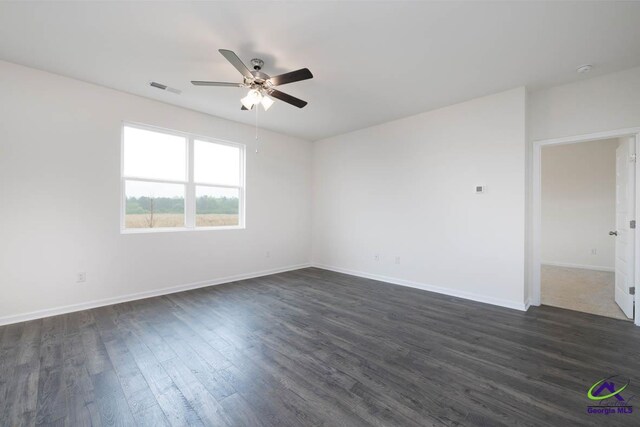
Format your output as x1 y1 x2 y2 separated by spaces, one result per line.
614 136 636 319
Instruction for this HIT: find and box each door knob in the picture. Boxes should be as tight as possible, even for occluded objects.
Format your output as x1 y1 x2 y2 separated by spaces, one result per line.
609 231 618 236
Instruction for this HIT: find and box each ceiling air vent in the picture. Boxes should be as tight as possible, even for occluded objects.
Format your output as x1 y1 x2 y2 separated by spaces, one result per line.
149 81 181 94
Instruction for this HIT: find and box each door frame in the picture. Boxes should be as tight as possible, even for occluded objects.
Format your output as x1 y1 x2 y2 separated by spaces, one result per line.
531 127 640 325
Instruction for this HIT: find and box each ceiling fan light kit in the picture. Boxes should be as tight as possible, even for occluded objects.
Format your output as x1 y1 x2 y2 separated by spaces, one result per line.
240 88 275 111
191 49 313 111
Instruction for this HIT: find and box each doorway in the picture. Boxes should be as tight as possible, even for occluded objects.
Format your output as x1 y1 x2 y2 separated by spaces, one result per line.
531 129 639 324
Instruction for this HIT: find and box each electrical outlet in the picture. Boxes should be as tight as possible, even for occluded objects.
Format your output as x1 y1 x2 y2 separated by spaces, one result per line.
77 272 86 283
395 257 401 265
591 248 597 255
374 254 380 262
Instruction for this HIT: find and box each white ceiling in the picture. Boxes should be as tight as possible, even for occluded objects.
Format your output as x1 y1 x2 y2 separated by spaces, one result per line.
1 1 640 141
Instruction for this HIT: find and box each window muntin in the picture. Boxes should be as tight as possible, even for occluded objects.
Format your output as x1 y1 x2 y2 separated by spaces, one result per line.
122 124 244 232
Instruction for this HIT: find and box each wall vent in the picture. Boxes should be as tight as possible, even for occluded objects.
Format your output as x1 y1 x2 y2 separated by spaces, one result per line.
149 81 181 94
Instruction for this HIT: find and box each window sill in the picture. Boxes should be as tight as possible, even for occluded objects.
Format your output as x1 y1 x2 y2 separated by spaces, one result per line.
120 225 245 234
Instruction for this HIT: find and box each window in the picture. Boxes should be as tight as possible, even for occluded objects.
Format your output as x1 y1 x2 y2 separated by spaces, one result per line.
121 123 244 232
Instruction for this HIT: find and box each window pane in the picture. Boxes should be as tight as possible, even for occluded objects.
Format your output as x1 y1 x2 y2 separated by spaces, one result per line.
123 126 186 181
194 140 240 186
125 180 185 228
196 186 240 227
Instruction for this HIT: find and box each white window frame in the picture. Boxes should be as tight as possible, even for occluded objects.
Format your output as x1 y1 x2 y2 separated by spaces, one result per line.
120 122 246 234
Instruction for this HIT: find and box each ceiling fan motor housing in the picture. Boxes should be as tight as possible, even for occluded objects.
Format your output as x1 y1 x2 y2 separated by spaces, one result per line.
249 71 271 87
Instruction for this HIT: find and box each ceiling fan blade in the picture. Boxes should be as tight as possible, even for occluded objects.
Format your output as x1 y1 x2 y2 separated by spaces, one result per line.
191 81 242 87
268 68 313 86
218 49 253 79
268 89 308 108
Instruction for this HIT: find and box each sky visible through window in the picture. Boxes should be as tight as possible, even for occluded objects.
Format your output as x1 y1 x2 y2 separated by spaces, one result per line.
123 127 186 190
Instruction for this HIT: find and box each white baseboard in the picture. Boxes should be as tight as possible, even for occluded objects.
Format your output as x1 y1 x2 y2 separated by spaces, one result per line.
541 261 614 273
0 263 311 327
311 263 528 311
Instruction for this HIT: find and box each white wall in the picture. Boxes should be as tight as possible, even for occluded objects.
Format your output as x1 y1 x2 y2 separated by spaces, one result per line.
541 139 618 271
0 60 312 323
529 66 640 141
312 88 527 310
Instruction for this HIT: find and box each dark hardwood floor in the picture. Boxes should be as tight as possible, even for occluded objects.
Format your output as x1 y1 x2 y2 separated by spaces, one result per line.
1 267 640 426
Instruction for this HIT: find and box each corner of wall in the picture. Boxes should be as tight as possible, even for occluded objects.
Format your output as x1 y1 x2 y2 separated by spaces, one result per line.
524 86 533 306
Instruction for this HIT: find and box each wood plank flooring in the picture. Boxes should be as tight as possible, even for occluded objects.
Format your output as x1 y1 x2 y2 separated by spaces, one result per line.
1 267 640 426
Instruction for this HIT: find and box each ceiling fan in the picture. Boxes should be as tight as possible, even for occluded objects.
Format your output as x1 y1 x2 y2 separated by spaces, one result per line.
192 49 313 111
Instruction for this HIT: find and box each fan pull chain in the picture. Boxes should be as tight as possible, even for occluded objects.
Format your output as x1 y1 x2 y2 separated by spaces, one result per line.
255 103 259 153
